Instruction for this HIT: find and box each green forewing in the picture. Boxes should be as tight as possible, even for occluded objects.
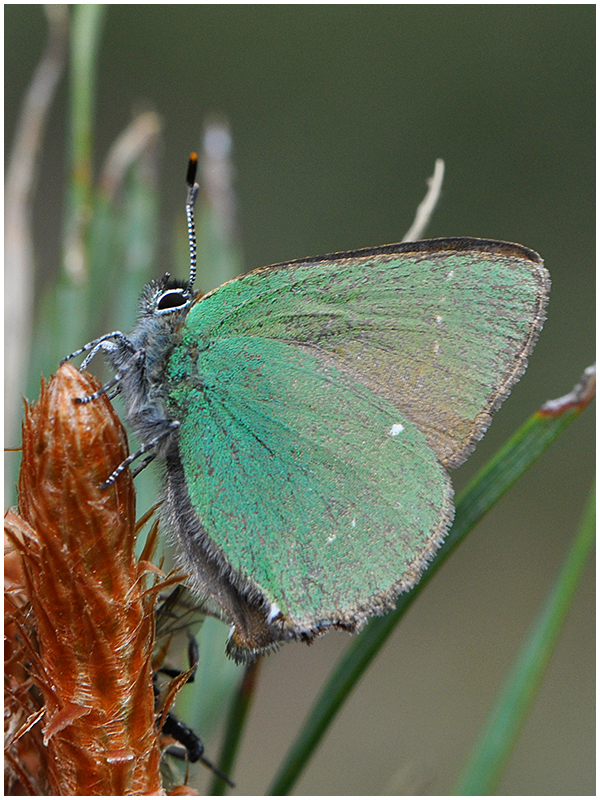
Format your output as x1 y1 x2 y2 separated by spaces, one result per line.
180 245 547 468
166 241 547 625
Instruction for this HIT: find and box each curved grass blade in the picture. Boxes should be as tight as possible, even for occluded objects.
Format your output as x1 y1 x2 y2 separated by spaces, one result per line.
453 480 595 794
267 365 595 795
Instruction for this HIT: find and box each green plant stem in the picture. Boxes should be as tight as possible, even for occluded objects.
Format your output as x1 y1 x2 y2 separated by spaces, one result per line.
453 481 595 794
69 5 104 191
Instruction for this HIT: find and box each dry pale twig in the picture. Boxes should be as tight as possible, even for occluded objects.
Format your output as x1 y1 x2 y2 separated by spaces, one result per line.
402 158 445 242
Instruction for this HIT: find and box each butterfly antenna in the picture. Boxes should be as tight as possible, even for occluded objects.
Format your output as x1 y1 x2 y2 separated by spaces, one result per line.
185 152 199 291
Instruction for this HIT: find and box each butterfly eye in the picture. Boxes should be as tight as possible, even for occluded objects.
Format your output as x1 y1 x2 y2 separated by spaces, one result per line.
156 289 190 314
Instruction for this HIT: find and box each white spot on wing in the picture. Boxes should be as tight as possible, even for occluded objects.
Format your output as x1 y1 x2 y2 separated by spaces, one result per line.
389 423 404 436
327 534 336 544
446 270 454 280
351 518 356 528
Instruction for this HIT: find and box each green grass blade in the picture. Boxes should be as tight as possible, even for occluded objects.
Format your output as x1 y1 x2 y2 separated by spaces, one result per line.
27 5 106 387
453 481 595 795
267 366 595 795
54 5 106 362
69 5 105 184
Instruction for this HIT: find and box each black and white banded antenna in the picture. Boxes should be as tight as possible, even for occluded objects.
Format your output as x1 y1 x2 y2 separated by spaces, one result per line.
185 152 200 292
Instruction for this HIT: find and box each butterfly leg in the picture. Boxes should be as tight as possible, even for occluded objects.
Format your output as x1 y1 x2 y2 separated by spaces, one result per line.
65 343 180 486
130 452 157 479
100 420 180 487
60 331 134 368
74 349 145 405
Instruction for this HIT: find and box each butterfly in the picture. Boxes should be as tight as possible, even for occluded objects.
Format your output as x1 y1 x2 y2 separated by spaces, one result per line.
65 154 550 662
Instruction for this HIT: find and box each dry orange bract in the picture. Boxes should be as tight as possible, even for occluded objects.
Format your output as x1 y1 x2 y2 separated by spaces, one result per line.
5 363 164 795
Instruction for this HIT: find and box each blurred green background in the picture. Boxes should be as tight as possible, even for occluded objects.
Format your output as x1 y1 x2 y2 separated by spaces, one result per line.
5 6 594 795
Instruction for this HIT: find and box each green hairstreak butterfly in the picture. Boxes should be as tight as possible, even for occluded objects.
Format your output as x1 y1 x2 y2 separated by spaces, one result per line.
65 154 550 662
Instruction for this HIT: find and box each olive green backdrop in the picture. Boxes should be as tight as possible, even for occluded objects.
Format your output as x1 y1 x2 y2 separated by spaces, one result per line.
5 5 594 795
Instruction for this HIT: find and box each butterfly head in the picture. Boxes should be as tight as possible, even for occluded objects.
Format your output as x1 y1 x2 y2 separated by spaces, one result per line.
138 273 196 320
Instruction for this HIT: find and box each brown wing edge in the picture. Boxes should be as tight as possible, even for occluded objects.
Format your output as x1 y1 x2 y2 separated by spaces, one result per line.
197 237 544 302
266 236 544 269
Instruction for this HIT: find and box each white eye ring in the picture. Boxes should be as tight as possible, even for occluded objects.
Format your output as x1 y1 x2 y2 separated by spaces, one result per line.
156 289 191 315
